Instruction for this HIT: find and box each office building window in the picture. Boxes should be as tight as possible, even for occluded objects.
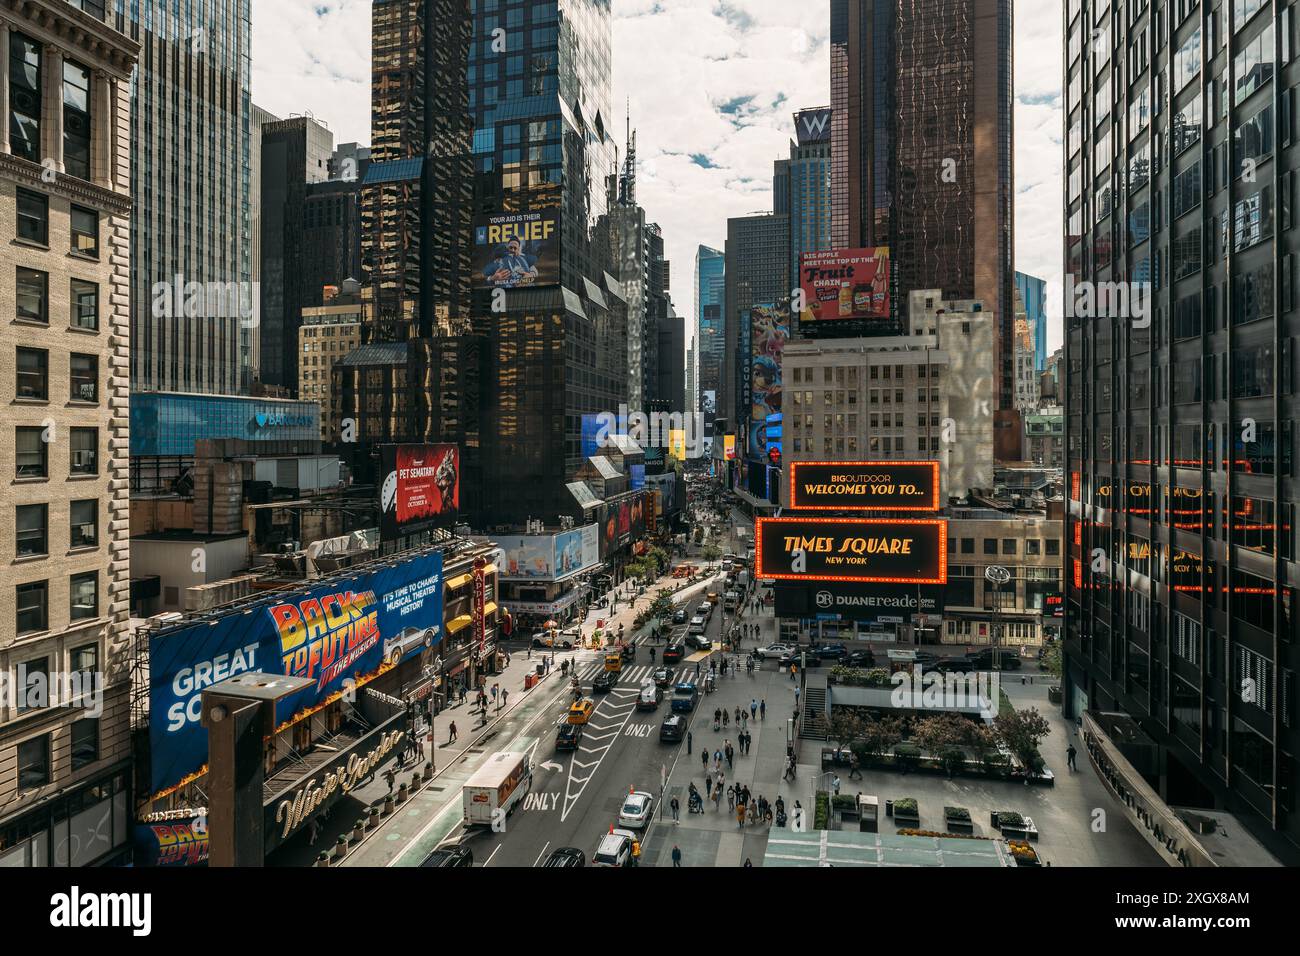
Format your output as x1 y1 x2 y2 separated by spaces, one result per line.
16 267 48 323
17 735 50 789
984 539 998 555
70 353 97 402
62 60 91 181
16 187 48 244
15 656 47 712
16 427 47 478
16 581 48 635
16 504 47 558
71 279 99 330
70 428 97 475
70 571 97 620
70 206 98 257
16 347 48 400
71 717 99 770
70 499 98 548
8 32 42 162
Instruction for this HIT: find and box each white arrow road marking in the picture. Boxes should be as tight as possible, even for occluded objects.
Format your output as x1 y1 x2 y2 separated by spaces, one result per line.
539 760 563 772
562 696 640 822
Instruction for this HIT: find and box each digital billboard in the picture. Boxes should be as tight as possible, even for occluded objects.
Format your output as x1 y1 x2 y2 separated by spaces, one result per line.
789 461 940 511
798 248 891 324
755 517 946 584
723 435 736 460
775 581 943 623
379 444 459 540
749 303 788 459
148 550 445 796
473 210 560 289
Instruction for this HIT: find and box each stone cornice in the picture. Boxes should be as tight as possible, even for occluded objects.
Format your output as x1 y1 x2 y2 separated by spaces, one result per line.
2 0 140 80
0 151 131 214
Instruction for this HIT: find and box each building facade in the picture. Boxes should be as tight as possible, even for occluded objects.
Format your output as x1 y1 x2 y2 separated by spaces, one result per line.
1014 269 1048 372
123 0 253 396
0 0 138 866
1064 0 1300 861
695 245 724 437
723 212 789 441
299 286 366 441
781 109 833 293
830 0 1014 411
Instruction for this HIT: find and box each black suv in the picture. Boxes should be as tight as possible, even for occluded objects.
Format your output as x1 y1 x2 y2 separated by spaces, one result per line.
663 643 686 665
555 722 583 750
593 670 619 693
420 845 474 867
543 846 586 868
660 714 687 743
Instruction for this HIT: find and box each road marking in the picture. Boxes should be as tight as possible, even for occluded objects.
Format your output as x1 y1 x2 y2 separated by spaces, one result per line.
532 842 551 867
483 844 502 867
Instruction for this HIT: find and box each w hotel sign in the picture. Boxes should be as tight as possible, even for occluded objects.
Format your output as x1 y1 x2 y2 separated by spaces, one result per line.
794 107 832 146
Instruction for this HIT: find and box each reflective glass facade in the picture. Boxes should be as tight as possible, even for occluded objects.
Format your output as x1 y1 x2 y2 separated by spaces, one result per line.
130 393 320 457
1064 0 1300 861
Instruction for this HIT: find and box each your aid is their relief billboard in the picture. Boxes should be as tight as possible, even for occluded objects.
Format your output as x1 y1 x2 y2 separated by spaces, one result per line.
473 210 560 289
379 443 459 540
755 517 947 584
798 247 891 324
789 461 940 511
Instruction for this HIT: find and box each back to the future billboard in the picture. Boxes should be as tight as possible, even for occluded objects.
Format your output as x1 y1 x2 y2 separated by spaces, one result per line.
148 551 444 796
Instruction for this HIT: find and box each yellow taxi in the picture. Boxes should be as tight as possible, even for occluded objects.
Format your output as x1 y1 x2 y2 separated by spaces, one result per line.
604 652 623 673
567 697 596 724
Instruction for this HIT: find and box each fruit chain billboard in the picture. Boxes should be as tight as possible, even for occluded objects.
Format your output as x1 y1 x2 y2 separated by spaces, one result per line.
789 461 940 511
755 517 946 584
798 247 891 325
379 443 460 541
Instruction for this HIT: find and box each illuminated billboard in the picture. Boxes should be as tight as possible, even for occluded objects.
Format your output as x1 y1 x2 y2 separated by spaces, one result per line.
749 303 788 459
473 210 560 289
789 461 940 511
798 248 890 324
379 444 459 540
755 517 946 584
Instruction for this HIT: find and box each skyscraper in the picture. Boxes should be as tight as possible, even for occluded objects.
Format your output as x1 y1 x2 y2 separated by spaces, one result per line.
1064 1 1299 863
1015 270 1048 372
782 109 833 294
258 115 334 390
830 0 1013 409
122 0 253 395
696 245 725 443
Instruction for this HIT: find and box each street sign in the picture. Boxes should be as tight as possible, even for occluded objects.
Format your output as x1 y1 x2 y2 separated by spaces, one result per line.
985 565 1011 585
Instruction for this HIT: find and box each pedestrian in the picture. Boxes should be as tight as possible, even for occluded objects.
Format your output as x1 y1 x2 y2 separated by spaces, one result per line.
849 751 862 780
701 749 709 773
672 844 683 867
760 699 766 720
416 734 427 764
1067 743 1078 771
795 687 801 708
687 730 693 754
459 684 467 705
727 785 736 810
751 698 758 720
384 768 397 795
736 803 746 828
790 663 797 681
725 745 734 770
722 709 729 728
705 776 713 798
501 688 509 708
695 662 701 680
832 774 841 796
743 857 753 867
448 721 458 743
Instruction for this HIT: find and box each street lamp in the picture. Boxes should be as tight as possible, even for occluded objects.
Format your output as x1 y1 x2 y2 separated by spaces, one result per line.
985 565 1012 676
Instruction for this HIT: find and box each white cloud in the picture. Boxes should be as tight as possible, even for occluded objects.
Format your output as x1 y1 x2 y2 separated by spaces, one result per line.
252 0 1065 351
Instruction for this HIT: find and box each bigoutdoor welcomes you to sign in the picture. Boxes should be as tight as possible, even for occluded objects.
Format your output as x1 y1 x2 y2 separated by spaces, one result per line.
789 461 939 511
755 517 946 584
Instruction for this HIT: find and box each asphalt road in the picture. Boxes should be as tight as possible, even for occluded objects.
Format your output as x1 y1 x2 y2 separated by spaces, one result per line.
455 585 736 867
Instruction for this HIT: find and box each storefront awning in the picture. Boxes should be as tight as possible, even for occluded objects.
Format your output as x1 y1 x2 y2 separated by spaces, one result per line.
447 614 473 633
445 573 473 591
483 602 498 618
483 564 498 576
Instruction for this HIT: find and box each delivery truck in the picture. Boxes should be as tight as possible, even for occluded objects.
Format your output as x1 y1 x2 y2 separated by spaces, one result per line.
462 751 533 827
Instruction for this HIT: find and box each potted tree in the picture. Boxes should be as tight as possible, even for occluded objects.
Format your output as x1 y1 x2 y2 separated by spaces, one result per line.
994 708 1053 783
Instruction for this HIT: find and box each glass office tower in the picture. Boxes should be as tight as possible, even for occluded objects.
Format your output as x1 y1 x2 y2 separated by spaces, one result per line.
1064 0 1299 862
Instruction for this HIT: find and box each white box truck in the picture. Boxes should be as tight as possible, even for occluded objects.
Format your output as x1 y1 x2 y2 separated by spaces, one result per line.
462 751 533 827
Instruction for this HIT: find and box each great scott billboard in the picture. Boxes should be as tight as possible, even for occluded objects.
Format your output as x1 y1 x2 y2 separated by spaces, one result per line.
755 517 946 584
789 461 940 511
148 550 444 796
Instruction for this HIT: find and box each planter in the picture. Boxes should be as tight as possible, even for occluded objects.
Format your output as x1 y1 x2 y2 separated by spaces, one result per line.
368 807 380 830
333 836 348 861
943 807 973 833
315 852 330 868
351 821 366 844
423 762 434 781
383 795 395 816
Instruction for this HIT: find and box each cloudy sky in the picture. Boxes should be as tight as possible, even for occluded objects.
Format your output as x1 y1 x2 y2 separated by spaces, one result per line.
252 0 1063 352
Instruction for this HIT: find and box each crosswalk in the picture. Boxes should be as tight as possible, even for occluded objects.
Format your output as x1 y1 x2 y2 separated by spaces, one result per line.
571 662 704 685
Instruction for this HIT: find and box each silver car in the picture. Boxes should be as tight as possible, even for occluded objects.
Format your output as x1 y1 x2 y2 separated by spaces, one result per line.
384 625 438 665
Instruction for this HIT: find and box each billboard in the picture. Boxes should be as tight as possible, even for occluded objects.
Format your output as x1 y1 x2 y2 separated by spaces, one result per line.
798 248 891 324
789 461 940 511
379 444 459 540
498 527 599 580
775 581 943 623
473 210 560 289
581 413 605 459
629 463 646 490
148 550 445 795
723 435 737 460
794 107 833 145
749 303 788 459
755 517 946 584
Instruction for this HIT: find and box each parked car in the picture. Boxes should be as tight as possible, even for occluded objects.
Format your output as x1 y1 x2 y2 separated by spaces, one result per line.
687 616 707 635
935 656 976 673
778 648 819 670
659 714 687 743
592 829 638 867
698 600 715 618
843 650 875 668
593 671 619 693
969 649 1023 670
542 846 586 868
618 791 655 829
420 844 474 867
816 643 848 661
672 609 688 625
